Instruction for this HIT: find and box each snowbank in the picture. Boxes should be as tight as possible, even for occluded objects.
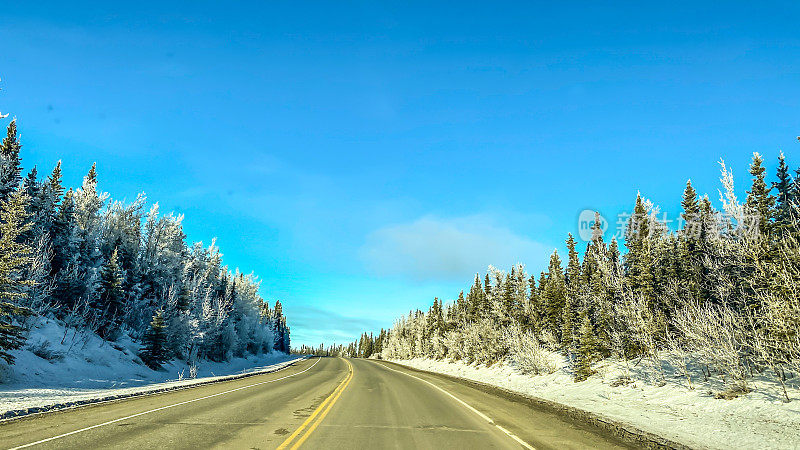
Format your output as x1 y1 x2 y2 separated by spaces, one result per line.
0 317 301 418
389 356 800 450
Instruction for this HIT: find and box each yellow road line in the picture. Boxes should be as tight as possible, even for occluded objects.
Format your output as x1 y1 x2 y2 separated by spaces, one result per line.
276 358 353 450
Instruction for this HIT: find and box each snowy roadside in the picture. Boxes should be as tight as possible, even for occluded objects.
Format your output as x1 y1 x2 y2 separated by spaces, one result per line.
0 318 303 419
388 357 800 450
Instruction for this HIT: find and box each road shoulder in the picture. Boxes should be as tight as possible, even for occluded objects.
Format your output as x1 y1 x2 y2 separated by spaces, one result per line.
374 359 691 450
0 356 309 423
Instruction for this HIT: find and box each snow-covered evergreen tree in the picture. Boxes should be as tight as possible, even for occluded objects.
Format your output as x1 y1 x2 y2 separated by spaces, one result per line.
0 190 33 363
0 117 291 368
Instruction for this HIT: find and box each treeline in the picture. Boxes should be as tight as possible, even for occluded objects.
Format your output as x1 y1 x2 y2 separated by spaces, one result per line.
0 119 289 368
294 331 387 358
360 152 800 401
294 343 350 357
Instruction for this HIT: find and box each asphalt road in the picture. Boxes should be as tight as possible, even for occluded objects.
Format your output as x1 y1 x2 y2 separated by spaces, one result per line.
0 357 635 449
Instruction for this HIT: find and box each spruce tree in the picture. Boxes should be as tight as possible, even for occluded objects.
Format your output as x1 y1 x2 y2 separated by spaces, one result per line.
625 194 655 308
574 311 598 382
20 167 41 242
50 189 82 308
0 190 33 364
455 290 466 325
521 274 540 332
483 273 492 316
96 248 125 338
562 234 581 349
0 120 22 202
680 180 701 246
140 309 168 369
499 271 516 326
794 167 800 207
745 153 776 237
30 162 63 242
678 180 702 297
543 250 566 341
681 180 700 221
773 152 794 235
47 161 64 200
466 274 483 322
697 195 716 304
608 237 620 274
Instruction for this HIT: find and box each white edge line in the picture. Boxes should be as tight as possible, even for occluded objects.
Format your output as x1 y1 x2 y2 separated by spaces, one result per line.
375 361 535 450
1 357 306 424
7 357 322 450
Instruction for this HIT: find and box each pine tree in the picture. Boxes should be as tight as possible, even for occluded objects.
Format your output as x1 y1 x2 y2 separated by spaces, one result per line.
608 237 620 274
697 195 717 304
483 273 492 317
498 270 516 326
773 152 794 235
20 167 41 242
745 153 776 237
681 180 700 221
574 311 597 382
0 120 23 202
680 179 701 246
793 167 800 207
543 250 566 341
562 234 581 349
454 290 466 325
678 180 702 298
140 309 168 369
523 274 542 332
30 162 63 243
50 189 82 308
47 161 64 199
273 299 289 352
625 194 655 308
21 167 38 208
0 190 33 364
96 248 125 338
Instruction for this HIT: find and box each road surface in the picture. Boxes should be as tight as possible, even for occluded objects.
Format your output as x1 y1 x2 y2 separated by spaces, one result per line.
0 357 635 449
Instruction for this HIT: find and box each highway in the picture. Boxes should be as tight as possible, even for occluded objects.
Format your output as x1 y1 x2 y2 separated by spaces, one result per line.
0 357 634 449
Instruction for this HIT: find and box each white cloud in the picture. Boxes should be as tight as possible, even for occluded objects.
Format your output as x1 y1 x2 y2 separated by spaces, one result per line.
359 215 552 282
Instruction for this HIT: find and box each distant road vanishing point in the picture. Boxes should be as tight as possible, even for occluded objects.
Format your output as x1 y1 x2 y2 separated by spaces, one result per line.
0 357 634 449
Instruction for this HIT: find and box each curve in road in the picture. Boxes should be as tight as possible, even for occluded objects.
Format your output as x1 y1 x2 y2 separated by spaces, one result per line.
0 357 635 449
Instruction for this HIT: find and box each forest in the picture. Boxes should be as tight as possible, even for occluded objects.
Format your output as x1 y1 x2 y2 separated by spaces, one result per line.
347 151 800 402
0 119 290 370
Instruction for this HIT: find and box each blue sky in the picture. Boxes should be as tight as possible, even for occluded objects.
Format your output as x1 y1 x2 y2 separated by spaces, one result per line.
1 1 799 346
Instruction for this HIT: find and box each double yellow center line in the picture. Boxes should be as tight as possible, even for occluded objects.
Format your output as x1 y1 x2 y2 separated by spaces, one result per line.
276 358 354 449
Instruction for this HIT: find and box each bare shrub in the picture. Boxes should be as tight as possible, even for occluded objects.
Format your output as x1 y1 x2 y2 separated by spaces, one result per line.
673 301 750 392
503 325 558 375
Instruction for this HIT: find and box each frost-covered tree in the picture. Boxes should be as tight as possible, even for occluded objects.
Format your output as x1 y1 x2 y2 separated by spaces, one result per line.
95 248 125 338
0 191 33 363
0 116 291 367
0 120 22 203
366 151 800 399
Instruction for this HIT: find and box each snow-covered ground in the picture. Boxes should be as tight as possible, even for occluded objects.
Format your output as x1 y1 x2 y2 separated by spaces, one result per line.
389 355 800 450
0 317 300 416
